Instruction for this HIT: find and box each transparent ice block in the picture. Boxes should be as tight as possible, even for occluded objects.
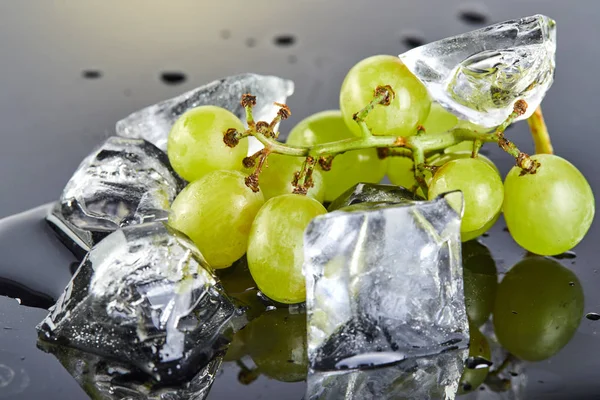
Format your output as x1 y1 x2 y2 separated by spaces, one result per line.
399 14 556 128
37 222 236 384
46 136 183 257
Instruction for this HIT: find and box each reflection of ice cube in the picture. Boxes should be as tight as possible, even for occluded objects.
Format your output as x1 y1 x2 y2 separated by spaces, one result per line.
116 73 294 152
327 183 421 212
399 15 556 128
307 349 466 400
304 195 468 387
37 222 236 384
46 136 183 258
38 343 222 400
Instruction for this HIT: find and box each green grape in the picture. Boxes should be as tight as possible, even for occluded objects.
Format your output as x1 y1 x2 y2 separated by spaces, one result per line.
422 102 458 134
461 212 499 242
429 151 499 175
246 309 308 382
458 324 491 393
493 256 584 361
286 110 388 202
503 154 594 255
428 158 503 233
169 170 264 268
340 55 431 137
247 194 326 303
444 140 473 154
167 105 248 182
462 241 497 327
259 153 325 202
387 156 418 190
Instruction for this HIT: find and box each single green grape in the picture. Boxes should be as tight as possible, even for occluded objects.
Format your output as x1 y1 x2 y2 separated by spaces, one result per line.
387 156 418 190
246 309 308 382
259 153 325 202
461 212 499 242
493 256 584 361
422 102 458 134
167 106 248 181
462 241 497 327
340 55 431 137
247 194 326 303
458 324 491 393
429 151 499 175
503 154 594 255
428 158 503 233
286 110 388 202
169 170 264 268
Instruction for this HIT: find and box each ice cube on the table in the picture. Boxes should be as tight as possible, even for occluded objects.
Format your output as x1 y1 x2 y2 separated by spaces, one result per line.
37 222 236 384
46 136 183 258
304 194 468 376
306 349 467 400
399 14 556 128
38 342 222 400
116 73 294 152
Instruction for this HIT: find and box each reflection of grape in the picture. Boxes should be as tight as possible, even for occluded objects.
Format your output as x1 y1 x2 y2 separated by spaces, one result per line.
286 110 387 202
504 154 594 255
169 170 264 268
224 328 248 362
462 241 497 327
246 309 308 382
428 158 503 233
340 55 431 137
167 106 247 181
493 256 584 361
459 324 491 393
247 194 326 303
259 153 325 202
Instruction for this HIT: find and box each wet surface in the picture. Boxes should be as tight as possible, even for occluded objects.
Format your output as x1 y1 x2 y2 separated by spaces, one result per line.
1 1 600 399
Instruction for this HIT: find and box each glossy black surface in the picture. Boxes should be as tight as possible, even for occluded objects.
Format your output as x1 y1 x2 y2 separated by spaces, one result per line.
1 1 599 399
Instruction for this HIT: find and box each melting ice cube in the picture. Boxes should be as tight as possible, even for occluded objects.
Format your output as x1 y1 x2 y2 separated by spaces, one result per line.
304 194 469 399
399 14 556 128
116 73 294 152
46 136 183 258
38 343 222 400
37 222 236 384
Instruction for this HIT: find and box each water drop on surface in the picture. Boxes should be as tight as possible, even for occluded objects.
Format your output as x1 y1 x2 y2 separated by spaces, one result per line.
458 6 489 25
585 313 600 321
160 72 187 85
82 70 102 79
401 34 425 49
274 34 296 47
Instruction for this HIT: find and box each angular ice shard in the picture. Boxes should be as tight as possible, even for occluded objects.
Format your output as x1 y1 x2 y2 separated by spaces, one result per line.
46 136 184 258
38 343 222 400
37 222 236 384
304 195 469 399
116 73 295 151
307 350 466 400
328 182 422 212
399 15 556 128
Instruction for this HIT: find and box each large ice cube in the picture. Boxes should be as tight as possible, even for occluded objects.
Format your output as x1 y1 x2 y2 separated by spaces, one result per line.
46 136 184 258
116 73 294 152
37 222 236 384
304 194 468 399
399 15 556 128
307 349 466 400
38 343 222 400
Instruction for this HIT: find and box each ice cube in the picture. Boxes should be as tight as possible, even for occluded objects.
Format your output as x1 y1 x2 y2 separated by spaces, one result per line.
304 194 469 396
38 342 222 400
116 73 295 152
399 15 556 128
37 222 236 384
327 182 423 212
46 136 184 258
307 349 466 400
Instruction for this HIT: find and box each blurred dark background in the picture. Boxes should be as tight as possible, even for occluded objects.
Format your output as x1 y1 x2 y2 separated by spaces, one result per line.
1 1 599 399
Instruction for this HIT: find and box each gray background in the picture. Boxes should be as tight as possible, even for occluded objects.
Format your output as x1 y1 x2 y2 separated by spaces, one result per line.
1 1 599 399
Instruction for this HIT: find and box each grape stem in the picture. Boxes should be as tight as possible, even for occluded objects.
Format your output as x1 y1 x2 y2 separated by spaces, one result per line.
527 106 553 154
227 89 542 192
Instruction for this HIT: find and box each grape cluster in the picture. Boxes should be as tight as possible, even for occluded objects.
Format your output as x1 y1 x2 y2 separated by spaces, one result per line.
166 54 594 306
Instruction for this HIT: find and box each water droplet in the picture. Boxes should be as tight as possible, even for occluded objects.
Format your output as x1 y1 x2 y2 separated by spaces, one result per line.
553 251 576 260
465 356 493 369
82 70 102 79
402 34 425 49
274 34 296 47
266 305 276 311
511 310 518 315
15 298 21 304
160 72 186 85
569 282 575 286
586 313 600 321
458 7 488 25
